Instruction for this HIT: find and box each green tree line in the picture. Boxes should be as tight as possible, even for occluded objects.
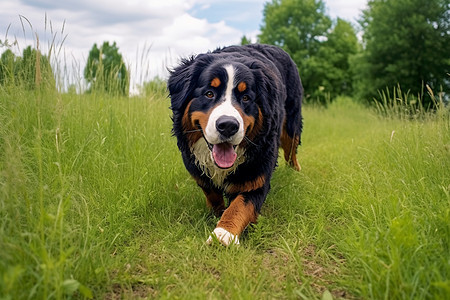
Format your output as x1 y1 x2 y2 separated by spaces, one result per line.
0 46 55 90
257 0 449 106
1 0 448 105
84 41 129 96
0 41 129 96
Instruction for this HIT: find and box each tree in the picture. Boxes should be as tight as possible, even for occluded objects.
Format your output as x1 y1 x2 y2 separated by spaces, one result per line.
240 35 252 45
314 19 359 97
21 46 54 90
260 0 361 102
259 0 331 57
0 46 54 90
139 76 166 97
84 41 129 96
0 49 16 85
355 0 450 105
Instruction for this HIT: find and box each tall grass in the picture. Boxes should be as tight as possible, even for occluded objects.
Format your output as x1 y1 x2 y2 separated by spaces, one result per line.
1 23 449 298
0 83 179 298
329 99 449 299
374 84 448 120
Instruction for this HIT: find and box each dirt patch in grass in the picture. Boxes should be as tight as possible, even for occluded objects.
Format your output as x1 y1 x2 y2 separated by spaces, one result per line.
261 244 353 299
302 244 353 299
105 282 157 299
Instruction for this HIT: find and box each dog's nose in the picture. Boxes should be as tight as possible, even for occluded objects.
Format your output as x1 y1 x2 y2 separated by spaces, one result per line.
216 116 239 138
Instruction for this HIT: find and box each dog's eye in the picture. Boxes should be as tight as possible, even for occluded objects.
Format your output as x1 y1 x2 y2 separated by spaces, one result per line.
242 95 250 102
205 91 214 99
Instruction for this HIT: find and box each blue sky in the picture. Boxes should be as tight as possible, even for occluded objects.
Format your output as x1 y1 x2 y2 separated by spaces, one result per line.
189 1 266 36
0 0 367 89
190 0 366 36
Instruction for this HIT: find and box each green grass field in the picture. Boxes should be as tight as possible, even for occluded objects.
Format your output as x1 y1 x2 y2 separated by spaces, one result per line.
1 82 449 299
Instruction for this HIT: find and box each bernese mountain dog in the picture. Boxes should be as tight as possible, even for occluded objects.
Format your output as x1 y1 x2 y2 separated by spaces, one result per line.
168 44 303 246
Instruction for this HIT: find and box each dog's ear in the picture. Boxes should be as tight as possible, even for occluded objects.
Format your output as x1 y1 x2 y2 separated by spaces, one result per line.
168 54 215 112
251 62 285 134
168 57 197 113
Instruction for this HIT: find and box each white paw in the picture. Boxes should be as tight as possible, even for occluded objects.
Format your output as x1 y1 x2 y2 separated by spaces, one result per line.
206 227 239 246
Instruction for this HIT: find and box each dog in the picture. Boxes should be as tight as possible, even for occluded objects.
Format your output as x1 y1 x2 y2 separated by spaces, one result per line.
168 44 303 246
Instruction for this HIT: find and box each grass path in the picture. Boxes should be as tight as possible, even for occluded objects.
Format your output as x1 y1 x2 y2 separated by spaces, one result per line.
1 89 449 299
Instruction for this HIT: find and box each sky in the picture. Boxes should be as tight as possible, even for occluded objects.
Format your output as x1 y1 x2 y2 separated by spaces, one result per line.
0 0 367 90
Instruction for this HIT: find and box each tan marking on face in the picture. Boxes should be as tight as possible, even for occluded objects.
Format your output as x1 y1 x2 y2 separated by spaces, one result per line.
188 102 222 139
234 106 264 147
216 195 257 235
234 106 254 132
237 81 247 92
182 100 204 145
190 110 209 131
211 77 221 88
248 107 264 139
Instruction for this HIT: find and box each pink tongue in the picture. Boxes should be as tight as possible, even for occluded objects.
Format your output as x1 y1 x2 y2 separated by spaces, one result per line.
212 143 237 169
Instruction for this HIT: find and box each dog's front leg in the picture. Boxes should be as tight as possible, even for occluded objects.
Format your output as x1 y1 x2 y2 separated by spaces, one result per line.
194 178 226 217
206 194 258 246
201 187 225 217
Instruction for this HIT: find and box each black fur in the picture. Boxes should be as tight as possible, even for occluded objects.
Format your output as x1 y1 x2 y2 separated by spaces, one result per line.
168 44 303 214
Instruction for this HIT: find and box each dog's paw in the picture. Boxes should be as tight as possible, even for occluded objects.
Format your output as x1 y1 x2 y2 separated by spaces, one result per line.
206 227 239 246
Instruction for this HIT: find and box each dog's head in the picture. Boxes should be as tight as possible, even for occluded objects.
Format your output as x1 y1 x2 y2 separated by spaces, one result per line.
168 53 283 170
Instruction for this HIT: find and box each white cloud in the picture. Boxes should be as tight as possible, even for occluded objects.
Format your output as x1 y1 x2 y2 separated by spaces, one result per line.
325 0 367 22
161 14 240 50
1 0 367 92
1 0 244 91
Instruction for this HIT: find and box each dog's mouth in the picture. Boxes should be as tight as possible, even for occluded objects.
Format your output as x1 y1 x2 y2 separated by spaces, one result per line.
206 140 237 169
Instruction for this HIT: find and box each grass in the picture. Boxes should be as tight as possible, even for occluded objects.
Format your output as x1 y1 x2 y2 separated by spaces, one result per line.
1 84 449 299
1 52 449 299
